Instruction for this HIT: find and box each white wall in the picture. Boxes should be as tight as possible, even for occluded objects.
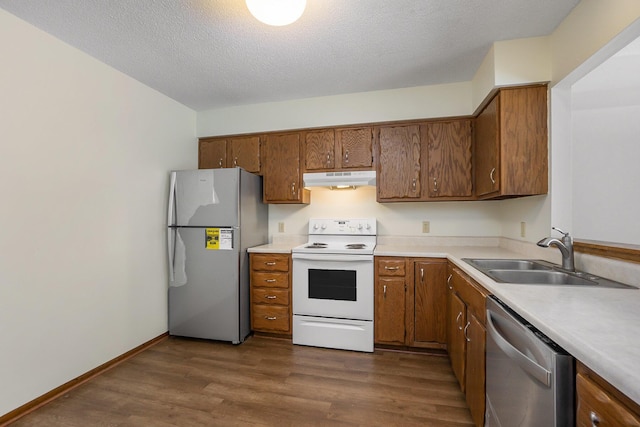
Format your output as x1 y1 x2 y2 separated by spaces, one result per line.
197 82 473 136
548 1 640 240
268 187 502 238
0 9 196 416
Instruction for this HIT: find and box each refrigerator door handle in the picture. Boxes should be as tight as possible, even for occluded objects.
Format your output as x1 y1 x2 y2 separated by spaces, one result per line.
167 227 176 283
167 171 177 226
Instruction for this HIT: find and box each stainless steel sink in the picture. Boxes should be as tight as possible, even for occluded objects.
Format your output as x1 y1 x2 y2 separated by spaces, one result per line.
462 258 636 289
487 269 597 286
464 258 553 271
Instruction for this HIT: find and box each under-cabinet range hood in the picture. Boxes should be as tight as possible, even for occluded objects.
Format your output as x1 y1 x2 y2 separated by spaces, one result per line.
303 171 376 189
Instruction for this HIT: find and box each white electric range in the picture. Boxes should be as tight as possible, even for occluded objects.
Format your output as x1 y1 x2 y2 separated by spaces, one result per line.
291 218 376 352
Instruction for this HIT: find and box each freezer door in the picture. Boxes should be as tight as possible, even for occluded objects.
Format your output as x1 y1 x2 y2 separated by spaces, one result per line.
168 227 242 342
170 169 239 227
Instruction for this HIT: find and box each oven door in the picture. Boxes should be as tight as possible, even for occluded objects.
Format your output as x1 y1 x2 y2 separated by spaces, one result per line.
292 253 373 320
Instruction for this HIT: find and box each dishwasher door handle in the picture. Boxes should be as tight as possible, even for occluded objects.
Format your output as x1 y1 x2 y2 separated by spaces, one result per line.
486 310 552 387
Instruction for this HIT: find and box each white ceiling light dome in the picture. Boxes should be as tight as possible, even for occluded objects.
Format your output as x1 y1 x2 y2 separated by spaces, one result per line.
246 0 307 26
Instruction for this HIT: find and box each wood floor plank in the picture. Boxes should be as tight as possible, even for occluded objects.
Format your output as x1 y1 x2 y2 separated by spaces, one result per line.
11 336 473 426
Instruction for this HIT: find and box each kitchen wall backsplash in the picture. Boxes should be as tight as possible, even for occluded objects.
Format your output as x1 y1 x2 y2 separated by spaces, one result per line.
268 186 503 238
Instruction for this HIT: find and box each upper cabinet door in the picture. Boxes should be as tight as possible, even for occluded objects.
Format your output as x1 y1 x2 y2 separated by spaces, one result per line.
474 85 548 199
198 137 227 169
423 120 473 198
263 133 310 204
376 125 421 201
229 136 261 174
304 129 335 171
336 127 373 169
475 95 500 197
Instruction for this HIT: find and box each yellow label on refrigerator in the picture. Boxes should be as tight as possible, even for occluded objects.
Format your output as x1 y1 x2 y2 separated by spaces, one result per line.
205 228 233 250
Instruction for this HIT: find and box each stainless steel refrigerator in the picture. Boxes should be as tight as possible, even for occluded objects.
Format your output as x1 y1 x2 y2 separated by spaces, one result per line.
167 168 268 344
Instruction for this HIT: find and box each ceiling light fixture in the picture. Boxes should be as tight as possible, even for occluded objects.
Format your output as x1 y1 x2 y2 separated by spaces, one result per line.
246 0 306 26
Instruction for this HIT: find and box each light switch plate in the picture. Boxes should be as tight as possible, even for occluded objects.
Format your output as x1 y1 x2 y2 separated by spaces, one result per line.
422 221 430 233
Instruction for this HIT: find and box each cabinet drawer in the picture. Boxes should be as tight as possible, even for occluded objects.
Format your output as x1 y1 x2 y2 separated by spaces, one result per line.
252 288 289 306
252 272 289 288
252 305 290 332
376 258 406 276
251 254 289 272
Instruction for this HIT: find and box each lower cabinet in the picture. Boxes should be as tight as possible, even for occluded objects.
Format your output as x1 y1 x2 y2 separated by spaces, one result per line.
249 253 291 336
375 258 406 345
447 263 488 427
577 362 640 427
374 257 447 349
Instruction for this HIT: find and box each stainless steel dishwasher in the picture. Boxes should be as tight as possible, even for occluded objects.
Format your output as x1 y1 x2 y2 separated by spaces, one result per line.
485 296 574 427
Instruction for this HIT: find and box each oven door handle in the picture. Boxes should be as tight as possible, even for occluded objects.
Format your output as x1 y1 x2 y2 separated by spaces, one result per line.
292 254 373 262
486 310 552 387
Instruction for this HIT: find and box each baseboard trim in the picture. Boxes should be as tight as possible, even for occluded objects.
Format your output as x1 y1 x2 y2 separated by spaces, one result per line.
0 332 168 426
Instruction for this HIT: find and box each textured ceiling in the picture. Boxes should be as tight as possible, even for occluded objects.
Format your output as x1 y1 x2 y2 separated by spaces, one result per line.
0 0 580 111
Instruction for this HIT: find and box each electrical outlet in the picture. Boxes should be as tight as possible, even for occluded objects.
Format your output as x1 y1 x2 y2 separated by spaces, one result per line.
520 222 526 238
278 222 285 233
422 221 430 233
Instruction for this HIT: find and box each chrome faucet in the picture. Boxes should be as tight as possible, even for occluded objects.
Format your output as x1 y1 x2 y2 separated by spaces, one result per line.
537 227 575 271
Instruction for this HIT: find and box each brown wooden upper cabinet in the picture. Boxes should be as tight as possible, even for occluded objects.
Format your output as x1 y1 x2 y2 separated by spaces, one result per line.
198 135 261 174
376 120 473 202
303 126 373 172
262 132 310 204
376 124 422 201
474 84 548 199
422 119 473 199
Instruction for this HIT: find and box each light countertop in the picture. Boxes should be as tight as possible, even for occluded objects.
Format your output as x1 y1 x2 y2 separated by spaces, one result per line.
248 240 640 405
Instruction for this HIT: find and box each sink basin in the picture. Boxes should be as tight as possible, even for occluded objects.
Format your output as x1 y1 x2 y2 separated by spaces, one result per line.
462 258 635 289
487 270 597 286
464 258 552 271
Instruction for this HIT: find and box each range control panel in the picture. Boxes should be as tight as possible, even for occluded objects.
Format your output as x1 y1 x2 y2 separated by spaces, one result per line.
308 218 377 236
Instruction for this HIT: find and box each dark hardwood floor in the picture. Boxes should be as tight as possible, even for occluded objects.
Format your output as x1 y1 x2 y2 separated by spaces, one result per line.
11 336 474 426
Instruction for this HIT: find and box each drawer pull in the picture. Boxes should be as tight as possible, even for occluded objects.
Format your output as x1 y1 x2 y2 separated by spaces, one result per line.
264 279 277 283
265 261 277 266
590 411 600 426
265 295 277 299
384 266 399 271
265 316 277 321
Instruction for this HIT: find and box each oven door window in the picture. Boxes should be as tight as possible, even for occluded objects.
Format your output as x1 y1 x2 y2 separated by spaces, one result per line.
308 269 356 301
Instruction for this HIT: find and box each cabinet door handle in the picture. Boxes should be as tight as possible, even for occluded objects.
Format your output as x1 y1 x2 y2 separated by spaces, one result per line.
589 411 600 426
265 316 277 321
490 167 496 184
344 150 349 163
265 261 277 266
291 182 296 196
420 268 424 283
456 312 463 329
264 278 276 283
218 158 223 167
433 177 438 193
265 295 277 299
327 151 331 165
412 178 417 191
384 266 399 271
464 322 471 342
233 156 238 167
383 285 387 298
447 274 453 289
